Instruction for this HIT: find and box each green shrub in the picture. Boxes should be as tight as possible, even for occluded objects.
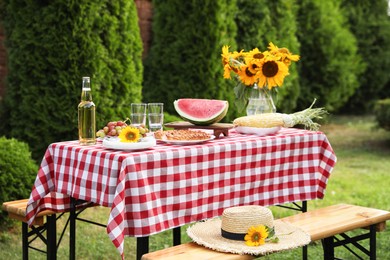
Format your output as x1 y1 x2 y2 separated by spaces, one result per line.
0 1 143 162
296 0 365 112
340 0 390 113
374 99 390 131
143 0 239 122
0 137 38 227
163 112 181 126
235 0 300 113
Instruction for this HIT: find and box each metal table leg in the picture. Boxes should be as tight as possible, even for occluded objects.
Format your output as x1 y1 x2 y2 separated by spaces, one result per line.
173 227 181 246
302 201 307 260
69 198 76 260
46 214 57 260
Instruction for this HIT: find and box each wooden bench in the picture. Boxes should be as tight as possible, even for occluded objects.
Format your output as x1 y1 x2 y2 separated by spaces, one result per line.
141 204 390 260
2 198 100 260
2 199 57 260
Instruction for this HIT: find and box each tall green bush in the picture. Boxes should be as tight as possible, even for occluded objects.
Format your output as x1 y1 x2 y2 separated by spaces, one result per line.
143 0 239 121
296 0 365 112
235 0 300 113
374 99 390 131
340 0 390 113
0 137 38 226
235 0 270 50
0 0 143 161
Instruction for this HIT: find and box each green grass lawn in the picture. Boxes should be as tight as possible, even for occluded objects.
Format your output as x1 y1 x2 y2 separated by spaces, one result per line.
1 115 389 259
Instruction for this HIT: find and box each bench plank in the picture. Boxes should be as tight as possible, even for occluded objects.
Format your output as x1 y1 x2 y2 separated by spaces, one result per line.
281 204 390 241
141 242 254 260
2 199 56 226
141 204 390 260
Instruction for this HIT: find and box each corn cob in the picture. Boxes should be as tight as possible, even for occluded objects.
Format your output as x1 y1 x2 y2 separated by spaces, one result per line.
233 99 327 131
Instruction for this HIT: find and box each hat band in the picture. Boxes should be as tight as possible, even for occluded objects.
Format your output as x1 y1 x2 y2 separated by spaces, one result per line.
221 229 246 241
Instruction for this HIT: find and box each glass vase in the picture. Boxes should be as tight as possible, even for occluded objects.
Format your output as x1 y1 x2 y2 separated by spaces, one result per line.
246 84 276 116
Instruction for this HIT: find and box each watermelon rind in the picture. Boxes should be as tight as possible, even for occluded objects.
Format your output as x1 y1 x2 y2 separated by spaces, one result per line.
173 98 229 126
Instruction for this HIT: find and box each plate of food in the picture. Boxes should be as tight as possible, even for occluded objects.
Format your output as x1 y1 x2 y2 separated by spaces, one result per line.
154 129 215 145
234 126 281 136
102 136 156 151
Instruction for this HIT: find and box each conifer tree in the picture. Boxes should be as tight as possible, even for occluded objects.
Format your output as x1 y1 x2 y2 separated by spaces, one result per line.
296 0 364 112
0 0 143 161
340 0 390 113
143 0 239 121
235 0 300 113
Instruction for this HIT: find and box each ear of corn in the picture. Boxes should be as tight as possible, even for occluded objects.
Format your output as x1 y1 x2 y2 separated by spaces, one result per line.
233 99 327 131
233 113 285 128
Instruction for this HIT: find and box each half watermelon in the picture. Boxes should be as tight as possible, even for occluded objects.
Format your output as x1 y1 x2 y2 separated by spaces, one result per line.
173 98 229 125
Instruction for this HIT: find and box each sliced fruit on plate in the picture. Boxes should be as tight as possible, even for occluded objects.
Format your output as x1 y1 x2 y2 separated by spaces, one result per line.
173 98 228 126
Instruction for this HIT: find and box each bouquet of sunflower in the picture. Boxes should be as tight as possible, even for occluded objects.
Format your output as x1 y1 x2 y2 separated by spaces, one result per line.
221 42 299 110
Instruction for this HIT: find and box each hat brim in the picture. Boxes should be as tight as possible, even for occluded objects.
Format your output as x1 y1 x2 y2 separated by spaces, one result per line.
187 218 311 256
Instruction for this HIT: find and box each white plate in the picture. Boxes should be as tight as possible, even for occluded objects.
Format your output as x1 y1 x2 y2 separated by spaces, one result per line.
235 126 281 136
102 136 156 151
160 135 215 145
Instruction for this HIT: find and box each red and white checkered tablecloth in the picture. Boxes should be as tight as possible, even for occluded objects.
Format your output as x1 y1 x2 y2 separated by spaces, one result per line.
26 128 336 259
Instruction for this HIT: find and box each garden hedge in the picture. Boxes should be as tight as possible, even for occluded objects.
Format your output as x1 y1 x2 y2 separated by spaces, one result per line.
374 99 390 131
0 137 38 227
340 0 390 113
236 0 301 113
296 0 365 112
142 0 239 121
0 0 143 161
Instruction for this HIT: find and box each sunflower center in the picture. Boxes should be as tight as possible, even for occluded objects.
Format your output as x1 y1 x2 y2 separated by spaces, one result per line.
126 133 136 140
252 232 260 241
262 61 279 77
253 53 264 59
245 67 255 77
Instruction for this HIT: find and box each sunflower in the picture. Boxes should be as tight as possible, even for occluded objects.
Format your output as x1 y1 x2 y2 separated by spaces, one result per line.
244 225 269 246
223 63 233 79
118 126 141 143
268 42 300 66
222 45 245 79
237 64 258 86
221 45 231 66
220 43 299 111
257 58 289 89
244 47 264 61
267 42 279 53
246 58 262 75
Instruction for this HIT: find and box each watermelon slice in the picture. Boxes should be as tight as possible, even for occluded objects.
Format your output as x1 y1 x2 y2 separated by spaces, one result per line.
173 98 229 125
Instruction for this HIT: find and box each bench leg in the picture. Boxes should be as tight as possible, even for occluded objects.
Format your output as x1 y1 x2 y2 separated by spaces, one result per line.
46 214 57 260
321 224 378 260
322 237 334 260
137 236 149 260
369 225 376 260
22 222 29 260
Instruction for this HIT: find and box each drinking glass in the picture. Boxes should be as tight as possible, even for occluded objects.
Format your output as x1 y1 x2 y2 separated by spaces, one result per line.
130 103 147 127
148 103 164 132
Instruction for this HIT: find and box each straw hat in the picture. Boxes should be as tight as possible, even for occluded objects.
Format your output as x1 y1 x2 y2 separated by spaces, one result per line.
187 205 311 256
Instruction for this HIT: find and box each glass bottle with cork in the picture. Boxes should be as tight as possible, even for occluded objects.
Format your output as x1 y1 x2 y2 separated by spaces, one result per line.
78 76 96 145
